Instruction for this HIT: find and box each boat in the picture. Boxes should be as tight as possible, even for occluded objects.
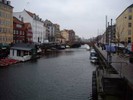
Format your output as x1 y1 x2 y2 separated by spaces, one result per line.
86 46 90 51
90 49 98 64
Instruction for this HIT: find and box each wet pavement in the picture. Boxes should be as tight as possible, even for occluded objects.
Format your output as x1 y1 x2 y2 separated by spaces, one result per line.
0 48 96 100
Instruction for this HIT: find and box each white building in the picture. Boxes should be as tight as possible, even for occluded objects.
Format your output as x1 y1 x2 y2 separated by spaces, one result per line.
44 19 55 42
13 9 46 43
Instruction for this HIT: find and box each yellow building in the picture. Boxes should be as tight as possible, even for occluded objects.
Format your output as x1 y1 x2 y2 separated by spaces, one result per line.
116 4 133 44
0 0 13 44
55 33 66 44
61 29 69 43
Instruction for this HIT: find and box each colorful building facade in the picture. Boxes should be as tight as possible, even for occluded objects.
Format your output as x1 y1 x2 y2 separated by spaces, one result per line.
61 29 69 43
0 0 13 44
13 16 25 43
60 29 75 45
24 23 32 43
13 17 33 43
116 4 133 46
13 10 46 43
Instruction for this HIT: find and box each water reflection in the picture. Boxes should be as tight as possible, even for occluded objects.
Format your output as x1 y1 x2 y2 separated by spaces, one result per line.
0 48 96 100
44 49 74 58
30 59 38 63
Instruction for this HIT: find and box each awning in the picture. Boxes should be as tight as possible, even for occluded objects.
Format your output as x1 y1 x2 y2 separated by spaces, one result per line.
11 47 32 51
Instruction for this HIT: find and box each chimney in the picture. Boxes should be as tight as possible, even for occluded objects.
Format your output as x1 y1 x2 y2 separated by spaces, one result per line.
7 1 11 5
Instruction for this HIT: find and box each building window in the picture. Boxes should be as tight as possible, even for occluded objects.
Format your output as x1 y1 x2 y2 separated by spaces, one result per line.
128 15 132 20
13 50 14 56
0 19 1 25
3 37 5 41
0 28 2 32
128 30 131 35
17 50 21 56
128 37 131 43
3 28 5 33
20 31 22 35
13 30 15 34
128 8 132 13
128 23 132 27
0 11 2 17
16 30 18 34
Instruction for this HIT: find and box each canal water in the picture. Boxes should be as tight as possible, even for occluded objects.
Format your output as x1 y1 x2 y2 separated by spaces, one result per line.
0 48 96 100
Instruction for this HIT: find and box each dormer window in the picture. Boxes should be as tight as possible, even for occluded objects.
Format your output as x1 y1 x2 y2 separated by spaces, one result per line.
19 15 21 18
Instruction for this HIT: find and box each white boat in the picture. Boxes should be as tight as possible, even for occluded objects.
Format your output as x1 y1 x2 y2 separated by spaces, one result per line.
86 46 90 51
90 49 98 64
81 44 90 50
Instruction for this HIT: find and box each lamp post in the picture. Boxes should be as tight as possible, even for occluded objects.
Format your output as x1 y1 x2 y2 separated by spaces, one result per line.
107 21 110 65
105 16 108 63
108 19 113 64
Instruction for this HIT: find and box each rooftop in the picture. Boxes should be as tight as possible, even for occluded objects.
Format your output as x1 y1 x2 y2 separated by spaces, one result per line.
25 9 35 18
11 43 36 51
116 4 133 20
13 16 24 24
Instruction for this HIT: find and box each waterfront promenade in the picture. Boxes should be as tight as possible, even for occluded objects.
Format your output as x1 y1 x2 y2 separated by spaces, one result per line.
95 45 133 87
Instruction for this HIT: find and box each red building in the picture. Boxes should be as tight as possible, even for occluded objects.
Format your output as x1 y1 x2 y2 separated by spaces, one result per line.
24 23 32 43
13 17 25 43
13 17 32 43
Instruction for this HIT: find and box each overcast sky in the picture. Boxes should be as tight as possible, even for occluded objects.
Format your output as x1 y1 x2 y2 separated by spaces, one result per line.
11 0 132 39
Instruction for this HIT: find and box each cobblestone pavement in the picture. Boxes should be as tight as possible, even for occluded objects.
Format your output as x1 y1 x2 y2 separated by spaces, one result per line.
96 45 133 86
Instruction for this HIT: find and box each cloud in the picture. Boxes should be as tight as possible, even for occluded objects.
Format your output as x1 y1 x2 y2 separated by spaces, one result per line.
11 0 132 38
